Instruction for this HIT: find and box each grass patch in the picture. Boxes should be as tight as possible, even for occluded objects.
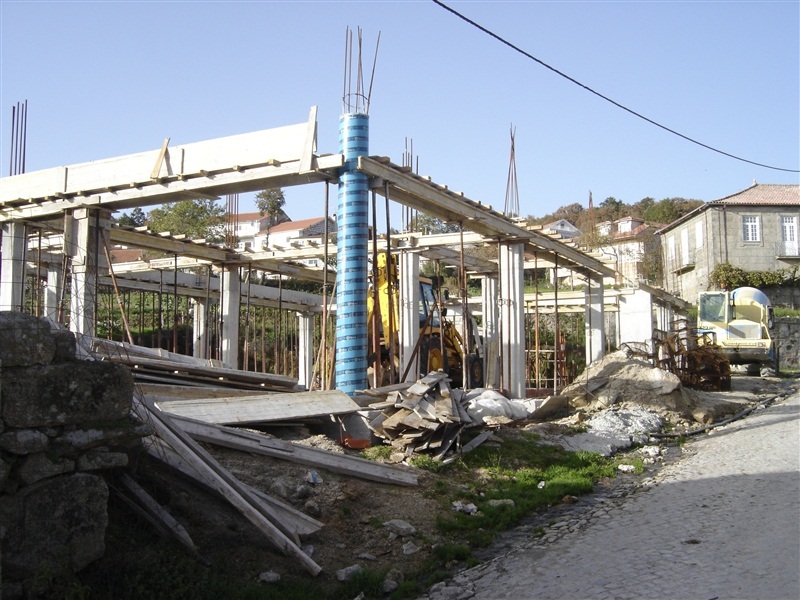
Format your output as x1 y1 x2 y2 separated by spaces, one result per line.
361 445 393 461
432 433 615 547
432 543 472 564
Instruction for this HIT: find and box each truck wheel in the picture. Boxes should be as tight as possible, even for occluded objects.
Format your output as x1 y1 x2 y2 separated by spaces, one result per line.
419 336 445 377
467 354 484 388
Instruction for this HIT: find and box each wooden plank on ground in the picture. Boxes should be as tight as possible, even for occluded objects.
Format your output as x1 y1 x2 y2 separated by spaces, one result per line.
139 383 268 400
433 394 454 421
380 407 413 432
133 398 322 576
406 371 448 396
144 437 323 537
115 472 205 563
154 389 359 425
168 414 419 487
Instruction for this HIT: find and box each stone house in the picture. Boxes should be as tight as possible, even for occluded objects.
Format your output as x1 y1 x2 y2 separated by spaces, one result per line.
656 183 800 302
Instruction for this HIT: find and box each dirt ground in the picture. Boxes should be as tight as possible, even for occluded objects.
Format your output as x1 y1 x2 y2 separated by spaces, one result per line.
102 373 796 594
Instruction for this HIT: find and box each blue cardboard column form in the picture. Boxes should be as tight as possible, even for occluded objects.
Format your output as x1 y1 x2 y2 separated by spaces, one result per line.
336 113 369 394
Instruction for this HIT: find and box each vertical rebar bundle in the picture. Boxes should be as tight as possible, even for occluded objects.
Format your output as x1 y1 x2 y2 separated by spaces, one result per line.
504 125 519 218
8 100 28 176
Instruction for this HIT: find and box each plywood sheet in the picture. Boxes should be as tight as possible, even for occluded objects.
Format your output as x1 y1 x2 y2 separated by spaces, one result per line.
155 389 359 425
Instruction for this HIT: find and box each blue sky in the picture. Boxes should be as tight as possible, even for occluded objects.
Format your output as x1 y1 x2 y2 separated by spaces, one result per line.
1 0 798 226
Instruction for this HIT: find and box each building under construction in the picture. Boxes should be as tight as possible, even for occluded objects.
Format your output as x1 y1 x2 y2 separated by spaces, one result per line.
0 106 690 399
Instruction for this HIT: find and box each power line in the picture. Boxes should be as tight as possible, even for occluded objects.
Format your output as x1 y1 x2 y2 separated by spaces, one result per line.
432 0 799 174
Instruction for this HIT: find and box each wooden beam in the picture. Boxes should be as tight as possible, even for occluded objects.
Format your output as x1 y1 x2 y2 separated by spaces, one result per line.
154 389 361 425
133 398 323 575
144 436 324 537
168 414 419 487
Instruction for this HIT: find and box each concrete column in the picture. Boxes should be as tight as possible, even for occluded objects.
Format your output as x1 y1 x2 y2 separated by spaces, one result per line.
69 208 109 337
0 222 26 312
584 273 606 365
481 275 500 388
44 261 63 322
399 251 420 382
297 311 315 391
618 288 654 348
192 298 207 360
499 243 525 398
220 266 241 369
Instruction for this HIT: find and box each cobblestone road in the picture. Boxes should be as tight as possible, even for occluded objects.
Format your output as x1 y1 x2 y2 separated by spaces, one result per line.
422 387 800 600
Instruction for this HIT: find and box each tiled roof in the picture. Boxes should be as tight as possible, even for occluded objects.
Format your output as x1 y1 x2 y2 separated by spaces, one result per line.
109 248 144 263
265 217 325 234
657 183 799 234
710 183 800 206
233 211 265 222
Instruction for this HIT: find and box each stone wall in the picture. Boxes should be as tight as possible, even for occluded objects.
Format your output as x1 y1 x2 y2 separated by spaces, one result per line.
775 317 800 372
0 312 149 596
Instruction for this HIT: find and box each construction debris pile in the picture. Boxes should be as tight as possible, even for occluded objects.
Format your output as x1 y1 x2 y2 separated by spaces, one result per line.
359 372 564 461
360 373 473 461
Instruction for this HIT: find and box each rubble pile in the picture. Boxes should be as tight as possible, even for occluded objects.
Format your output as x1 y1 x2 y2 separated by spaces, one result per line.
563 350 699 420
364 372 472 459
362 372 568 459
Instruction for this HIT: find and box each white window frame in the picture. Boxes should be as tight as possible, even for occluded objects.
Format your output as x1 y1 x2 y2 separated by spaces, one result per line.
681 228 690 265
695 221 704 249
781 215 798 255
742 215 761 243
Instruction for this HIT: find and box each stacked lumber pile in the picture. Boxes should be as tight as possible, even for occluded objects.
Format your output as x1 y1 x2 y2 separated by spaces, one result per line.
363 372 477 460
90 337 299 392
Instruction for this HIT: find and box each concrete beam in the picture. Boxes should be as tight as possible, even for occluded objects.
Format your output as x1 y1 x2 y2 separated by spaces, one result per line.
0 108 343 222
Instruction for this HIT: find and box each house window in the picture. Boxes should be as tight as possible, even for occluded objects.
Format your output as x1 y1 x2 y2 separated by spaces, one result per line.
782 216 798 256
742 216 760 242
681 228 690 265
695 221 704 248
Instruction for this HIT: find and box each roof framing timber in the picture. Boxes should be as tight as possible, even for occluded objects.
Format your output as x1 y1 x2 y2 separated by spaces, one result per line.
0 107 342 223
357 156 614 277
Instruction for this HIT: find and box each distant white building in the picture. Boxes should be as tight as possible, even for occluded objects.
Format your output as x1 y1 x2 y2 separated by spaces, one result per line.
543 219 582 240
596 216 664 286
254 216 335 269
232 212 273 251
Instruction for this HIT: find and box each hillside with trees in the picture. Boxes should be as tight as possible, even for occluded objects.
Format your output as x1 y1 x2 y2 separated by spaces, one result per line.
527 195 703 246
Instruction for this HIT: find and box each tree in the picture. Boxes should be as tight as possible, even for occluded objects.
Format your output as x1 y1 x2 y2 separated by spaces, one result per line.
412 213 461 235
597 197 625 222
116 207 146 227
146 199 226 242
255 189 287 226
643 197 703 225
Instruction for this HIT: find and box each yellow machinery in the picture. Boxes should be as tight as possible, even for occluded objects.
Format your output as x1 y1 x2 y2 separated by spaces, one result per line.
697 286 778 374
367 253 484 387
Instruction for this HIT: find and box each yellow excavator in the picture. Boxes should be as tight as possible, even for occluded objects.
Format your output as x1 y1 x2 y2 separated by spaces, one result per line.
367 253 484 388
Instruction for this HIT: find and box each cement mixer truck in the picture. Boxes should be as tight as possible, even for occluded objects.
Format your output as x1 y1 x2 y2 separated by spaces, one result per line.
697 286 778 375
